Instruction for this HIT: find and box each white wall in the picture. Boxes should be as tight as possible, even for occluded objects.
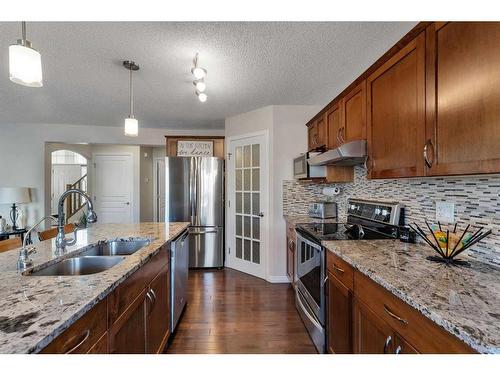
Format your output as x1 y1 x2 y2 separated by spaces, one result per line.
225 105 320 283
0 122 224 227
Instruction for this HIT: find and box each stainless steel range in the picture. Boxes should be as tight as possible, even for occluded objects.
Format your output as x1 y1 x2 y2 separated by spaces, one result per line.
295 198 404 353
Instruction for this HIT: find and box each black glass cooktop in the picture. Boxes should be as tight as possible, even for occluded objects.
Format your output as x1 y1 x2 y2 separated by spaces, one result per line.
296 222 397 243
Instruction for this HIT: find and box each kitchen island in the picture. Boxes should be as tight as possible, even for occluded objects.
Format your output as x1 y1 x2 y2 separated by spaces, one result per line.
323 239 500 354
0 222 189 354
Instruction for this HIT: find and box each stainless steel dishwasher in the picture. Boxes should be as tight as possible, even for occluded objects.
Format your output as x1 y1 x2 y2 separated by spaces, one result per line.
170 229 189 332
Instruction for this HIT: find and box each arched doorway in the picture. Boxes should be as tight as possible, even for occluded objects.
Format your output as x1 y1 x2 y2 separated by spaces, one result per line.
51 150 88 222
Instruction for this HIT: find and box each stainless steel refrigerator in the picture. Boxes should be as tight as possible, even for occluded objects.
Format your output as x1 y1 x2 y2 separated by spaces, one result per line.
165 157 224 268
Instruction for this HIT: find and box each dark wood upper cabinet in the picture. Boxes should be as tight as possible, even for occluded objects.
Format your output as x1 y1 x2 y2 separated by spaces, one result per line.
327 272 352 354
326 102 342 149
341 81 366 143
366 32 426 179
425 22 500 176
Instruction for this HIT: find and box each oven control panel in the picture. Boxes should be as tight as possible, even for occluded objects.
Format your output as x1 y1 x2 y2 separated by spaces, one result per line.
348 199 403 226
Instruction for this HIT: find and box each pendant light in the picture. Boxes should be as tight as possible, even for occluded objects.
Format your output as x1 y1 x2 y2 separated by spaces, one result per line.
191 53 207 102
123 60 139 137
9 21 43 87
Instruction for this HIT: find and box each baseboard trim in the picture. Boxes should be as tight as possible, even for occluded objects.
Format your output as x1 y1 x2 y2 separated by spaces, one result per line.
267 275 290 283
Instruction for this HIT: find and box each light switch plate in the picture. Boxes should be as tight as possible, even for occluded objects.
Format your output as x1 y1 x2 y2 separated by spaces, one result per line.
435 201 455 223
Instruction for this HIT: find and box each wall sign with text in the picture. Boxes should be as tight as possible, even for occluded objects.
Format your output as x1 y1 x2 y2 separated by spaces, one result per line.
177 140 214 157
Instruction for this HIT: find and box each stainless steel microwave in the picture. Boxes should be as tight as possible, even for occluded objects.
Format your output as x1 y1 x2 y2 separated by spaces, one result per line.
293 152 326 180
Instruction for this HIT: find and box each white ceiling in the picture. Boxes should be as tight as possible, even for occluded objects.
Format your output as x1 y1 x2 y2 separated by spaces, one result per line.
0 22 416 130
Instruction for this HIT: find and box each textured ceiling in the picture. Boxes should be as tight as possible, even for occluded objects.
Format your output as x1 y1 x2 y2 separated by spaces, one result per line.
0 22 416 129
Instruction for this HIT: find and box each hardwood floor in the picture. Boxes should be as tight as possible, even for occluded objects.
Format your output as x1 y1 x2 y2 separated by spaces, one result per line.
166 268 317 354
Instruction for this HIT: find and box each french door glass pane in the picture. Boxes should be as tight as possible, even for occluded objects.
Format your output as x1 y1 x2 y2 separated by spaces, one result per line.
243 145 251 167
236 192 242 213
236 170 242 190
252 217 260 239
252 144 260 167
243 169 251 190
243 193 251 214
244 216 251 237
236 147 243 168
236 215 242 236
252 193 260 215
252 242 260 264
236 238 242 259
252 168 259 191
244 239 251 261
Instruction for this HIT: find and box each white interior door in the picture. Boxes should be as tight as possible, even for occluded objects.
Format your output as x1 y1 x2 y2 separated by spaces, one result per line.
153 158 165 222
93 153 133 223
51 165 83 215
227 132 268 279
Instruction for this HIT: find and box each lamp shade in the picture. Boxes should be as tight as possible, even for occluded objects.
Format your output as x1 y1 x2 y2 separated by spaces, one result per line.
0 187 31 204
124 117 138 137
9 44 43 88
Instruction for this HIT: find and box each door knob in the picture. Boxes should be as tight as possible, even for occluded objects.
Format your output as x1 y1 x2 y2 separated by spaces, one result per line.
258 212 264 217
125 202 130 205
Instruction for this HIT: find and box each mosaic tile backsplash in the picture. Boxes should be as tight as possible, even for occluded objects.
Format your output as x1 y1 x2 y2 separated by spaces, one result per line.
283 166 500 265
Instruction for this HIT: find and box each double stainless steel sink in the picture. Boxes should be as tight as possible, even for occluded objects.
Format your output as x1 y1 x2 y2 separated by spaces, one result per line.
26 239 151 276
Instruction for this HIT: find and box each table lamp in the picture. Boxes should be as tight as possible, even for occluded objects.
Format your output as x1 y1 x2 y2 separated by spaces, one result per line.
0 187 31 230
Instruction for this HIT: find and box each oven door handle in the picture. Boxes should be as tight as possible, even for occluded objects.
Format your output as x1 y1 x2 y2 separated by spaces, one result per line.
296 290 323 331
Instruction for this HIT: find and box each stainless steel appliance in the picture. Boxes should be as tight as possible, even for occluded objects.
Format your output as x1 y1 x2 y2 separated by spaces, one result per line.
308 201 337 219
165 157 224 268
170 229 189 332
295 198 404 353
307 140 367 166
293 152 326 180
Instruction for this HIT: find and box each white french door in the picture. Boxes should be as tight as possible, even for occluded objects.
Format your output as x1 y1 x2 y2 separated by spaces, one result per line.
93 153 134 223
227 132 269 280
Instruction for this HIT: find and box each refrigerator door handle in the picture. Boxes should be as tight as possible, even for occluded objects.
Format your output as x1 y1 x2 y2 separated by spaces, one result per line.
190 230 219 235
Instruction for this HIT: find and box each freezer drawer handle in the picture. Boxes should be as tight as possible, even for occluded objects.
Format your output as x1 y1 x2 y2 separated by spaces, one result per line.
190 230 219 235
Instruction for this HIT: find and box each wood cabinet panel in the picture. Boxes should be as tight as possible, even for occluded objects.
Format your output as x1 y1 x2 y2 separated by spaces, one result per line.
327 252 354 290
354 271 475 353
327 272 352 354
308 116 326 150
367 32 426 178
147 264 171 353
353 298 394 354
41 299 107 354
87 332 108 354
326 103 342 149
342 81 366 143
394 334 419 354
109 291 147 354
108 246 168 325
425 22 500 176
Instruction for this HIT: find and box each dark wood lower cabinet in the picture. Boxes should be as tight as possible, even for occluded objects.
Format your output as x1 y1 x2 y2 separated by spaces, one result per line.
353 298 395 354
109 291 147 354
40 245 171 354
147 264 171 353
327 272 352 354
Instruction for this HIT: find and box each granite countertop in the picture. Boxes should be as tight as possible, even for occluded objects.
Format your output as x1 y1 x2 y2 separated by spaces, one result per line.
0 222 189 354
322 239 500 354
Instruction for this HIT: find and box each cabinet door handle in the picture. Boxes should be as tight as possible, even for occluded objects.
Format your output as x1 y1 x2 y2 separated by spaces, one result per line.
150 287 157 309
333 264 345 274
383 335 392 354
424 139 434 168
337 127 342 145
383 304 408 325
323 275 329 285
395 345 402 354
64 329 90 354
146 290 154 314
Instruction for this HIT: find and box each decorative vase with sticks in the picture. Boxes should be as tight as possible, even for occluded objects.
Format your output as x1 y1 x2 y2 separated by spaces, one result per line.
409 220 492 266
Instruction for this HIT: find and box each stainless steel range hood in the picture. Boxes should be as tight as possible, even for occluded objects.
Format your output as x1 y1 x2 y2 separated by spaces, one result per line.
307 140 367 166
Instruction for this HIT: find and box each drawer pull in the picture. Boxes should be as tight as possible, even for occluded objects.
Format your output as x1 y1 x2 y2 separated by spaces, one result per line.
150 288 157 309
383 335 392 354
146 290 154 315
64 329 90 354
333 264 345 274
384 304 408 325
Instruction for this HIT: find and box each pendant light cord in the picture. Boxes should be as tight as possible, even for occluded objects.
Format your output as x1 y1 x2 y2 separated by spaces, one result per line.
21 21 26 42
129 67 134 118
